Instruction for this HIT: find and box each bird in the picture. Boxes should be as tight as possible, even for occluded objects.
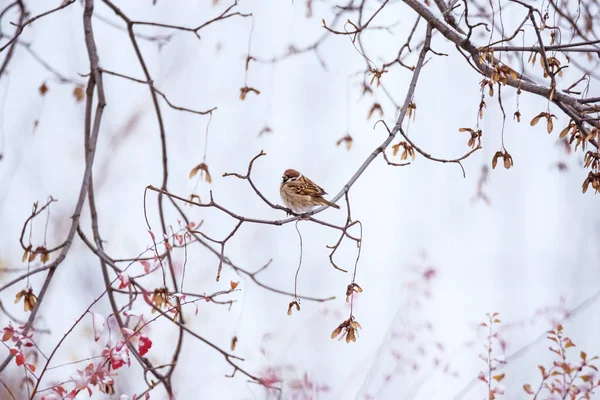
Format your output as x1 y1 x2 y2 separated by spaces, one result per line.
280 169 340 213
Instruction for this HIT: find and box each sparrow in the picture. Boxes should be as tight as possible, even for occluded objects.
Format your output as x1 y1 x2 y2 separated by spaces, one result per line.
280 169 340 213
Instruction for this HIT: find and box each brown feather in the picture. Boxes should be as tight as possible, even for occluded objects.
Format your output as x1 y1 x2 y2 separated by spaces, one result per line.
280 171 340 212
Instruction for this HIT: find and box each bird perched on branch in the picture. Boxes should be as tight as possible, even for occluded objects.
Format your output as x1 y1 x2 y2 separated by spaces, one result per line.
280 169 340 214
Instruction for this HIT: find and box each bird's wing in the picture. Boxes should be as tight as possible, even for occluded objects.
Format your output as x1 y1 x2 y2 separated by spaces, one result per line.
290 176 327 196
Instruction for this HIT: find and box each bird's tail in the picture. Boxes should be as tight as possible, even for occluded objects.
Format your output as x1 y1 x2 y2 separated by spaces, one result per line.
324 199 340 209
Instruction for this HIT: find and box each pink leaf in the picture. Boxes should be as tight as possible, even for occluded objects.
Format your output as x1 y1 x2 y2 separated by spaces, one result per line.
118 273 130 289
53 386 67 397
123 309 143 319
140 261 151 274
477 371 487 383
121 327 135 339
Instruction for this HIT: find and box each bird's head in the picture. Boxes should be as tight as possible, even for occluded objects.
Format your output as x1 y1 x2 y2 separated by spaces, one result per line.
282 168 300 184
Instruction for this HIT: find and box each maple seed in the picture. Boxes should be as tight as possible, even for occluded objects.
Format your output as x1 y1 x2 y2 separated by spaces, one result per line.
530 112 556 134
582 171 600 194
391 141 415 161
287 299 300 315
258 126 273 136
189 162 212 183
478 98 486 119
245 56 256 71
459 128 482 149
407 102 417 120
331 316 362 343
559 122 575 139
345 283 363 302
584 151 600 169
489 64 518 86
15 288 37 312
22 244 32 263
151 287 172 311
239 86 260 100
361 83 373 97
336 134 353 150
367 103 383 120
367 68 388 87
187 194 201 206
492 151 513 169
